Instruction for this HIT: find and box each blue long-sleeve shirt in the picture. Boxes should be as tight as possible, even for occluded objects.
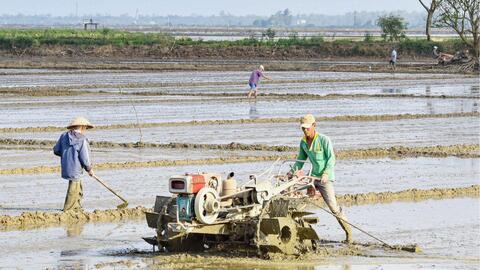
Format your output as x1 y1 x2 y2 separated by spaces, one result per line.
53 130 92 180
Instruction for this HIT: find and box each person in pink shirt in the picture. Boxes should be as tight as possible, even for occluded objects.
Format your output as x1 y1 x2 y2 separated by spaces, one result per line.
247 65 272 99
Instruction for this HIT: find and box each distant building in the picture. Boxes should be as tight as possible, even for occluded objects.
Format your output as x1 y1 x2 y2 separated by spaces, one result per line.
84 18 98 30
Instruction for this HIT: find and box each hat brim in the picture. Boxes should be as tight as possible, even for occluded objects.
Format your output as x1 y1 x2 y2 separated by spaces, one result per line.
300 123 313 129
67 124 94 129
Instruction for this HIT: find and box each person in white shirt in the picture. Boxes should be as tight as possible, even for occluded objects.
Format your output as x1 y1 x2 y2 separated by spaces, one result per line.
389 48 397 71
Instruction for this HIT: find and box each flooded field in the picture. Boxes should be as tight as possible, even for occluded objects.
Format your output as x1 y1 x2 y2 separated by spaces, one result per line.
0 68 478 269
0 96 477 128
1 157 478 214
0 70 466 88
2 116 477 149
0 198 477 269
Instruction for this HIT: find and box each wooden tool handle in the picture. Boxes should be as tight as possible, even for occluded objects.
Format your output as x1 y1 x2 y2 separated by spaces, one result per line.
92 175 128 203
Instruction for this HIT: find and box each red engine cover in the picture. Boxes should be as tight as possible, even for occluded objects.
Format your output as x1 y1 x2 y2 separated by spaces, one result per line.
188 174 206 193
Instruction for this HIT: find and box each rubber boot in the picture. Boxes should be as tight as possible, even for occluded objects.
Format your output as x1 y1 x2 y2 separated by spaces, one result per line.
336 217 353 244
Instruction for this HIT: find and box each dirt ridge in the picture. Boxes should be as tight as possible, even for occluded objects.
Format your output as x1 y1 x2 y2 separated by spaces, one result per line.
1 185 478 230
0 74 471 94
0 112 478 133
0 144 478 175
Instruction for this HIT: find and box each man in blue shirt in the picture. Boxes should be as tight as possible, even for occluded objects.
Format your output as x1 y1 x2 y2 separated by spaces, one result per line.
54 116 94 211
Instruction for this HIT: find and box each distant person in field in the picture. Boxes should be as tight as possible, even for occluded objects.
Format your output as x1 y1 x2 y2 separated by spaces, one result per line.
389 48 397 71
433 46 454 65
247 65 272 99
53 116 94 211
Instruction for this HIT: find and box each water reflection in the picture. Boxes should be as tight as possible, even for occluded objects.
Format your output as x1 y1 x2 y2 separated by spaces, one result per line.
425 86 431 96
58 223 88 269
471 85 479 112
65 223 85 237
470 85 479 96
472 101 478 112
426 86 434 114
381 88 404 94
249 100 259 119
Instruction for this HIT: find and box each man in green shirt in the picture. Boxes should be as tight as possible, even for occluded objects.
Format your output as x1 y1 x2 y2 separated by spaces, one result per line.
292 114 352 243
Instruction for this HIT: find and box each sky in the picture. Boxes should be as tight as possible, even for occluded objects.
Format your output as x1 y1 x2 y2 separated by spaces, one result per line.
2 0 424 16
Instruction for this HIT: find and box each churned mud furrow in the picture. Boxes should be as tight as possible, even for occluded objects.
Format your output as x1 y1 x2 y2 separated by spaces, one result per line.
1 185 477 230
0 112 478 133
0 144 477 175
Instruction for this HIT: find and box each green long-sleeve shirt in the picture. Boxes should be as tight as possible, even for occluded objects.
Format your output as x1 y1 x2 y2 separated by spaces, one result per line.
293 133 336 181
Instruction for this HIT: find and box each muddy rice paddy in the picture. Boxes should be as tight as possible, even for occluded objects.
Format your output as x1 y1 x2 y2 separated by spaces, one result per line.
0 68 478 269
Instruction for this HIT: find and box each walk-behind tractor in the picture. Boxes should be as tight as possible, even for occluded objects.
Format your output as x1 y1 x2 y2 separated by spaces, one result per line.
143 161 321 256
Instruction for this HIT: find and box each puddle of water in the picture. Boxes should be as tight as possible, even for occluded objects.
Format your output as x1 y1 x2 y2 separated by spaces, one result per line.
0 220 150 269
0 198 477 269
0 157 477 215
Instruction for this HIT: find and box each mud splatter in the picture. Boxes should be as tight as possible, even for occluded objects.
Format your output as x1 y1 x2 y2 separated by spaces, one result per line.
102 244 372 269
1 112 477 133
141 243 408 269
0 144 477 175
95 260 140 269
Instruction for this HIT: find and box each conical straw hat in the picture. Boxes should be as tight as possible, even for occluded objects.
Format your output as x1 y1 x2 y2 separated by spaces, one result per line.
67 116 94 129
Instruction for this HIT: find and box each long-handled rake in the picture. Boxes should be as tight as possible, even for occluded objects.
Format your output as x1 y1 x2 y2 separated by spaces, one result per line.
91 175 129 209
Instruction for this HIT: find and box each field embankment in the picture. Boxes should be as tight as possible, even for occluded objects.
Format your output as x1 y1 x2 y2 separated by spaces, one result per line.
0 29 467 61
